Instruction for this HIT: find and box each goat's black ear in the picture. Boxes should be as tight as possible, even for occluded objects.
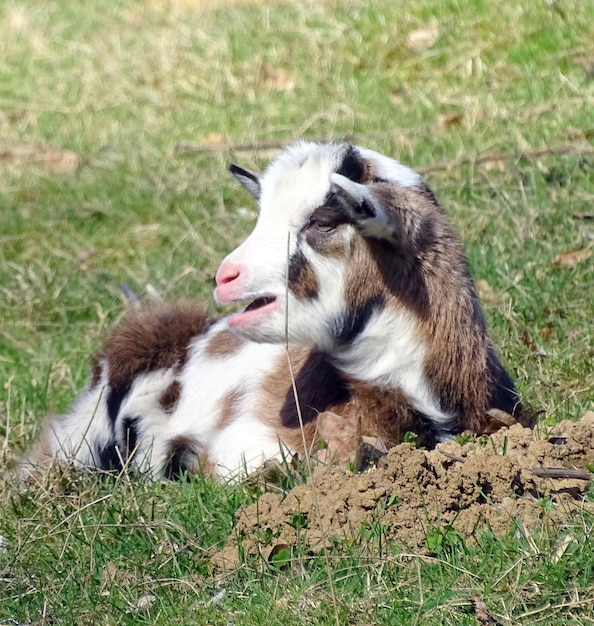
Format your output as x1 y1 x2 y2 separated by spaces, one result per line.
336 144 365 183
230 164 261 201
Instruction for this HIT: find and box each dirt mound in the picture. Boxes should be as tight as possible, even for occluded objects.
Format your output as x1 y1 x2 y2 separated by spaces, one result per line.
216 412 594 568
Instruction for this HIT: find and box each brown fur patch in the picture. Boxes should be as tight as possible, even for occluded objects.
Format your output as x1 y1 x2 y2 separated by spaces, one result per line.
341 379 436 449
205 328 245 359
256 346 424 454
362 161 382 184
256 347 321 454
218 386 246 429
90 357 103 388
99 301 211 393
288 249 319 300
160 380 181 413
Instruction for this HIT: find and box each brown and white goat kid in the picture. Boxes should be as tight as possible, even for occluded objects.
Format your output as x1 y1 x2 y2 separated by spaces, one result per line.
21 142 521 481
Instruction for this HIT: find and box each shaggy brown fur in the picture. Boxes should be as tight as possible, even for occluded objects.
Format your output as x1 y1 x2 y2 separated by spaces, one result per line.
99 301 211 392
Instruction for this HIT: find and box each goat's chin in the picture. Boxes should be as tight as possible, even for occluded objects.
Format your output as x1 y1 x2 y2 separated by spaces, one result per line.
225 308 285 344
225 315 315 347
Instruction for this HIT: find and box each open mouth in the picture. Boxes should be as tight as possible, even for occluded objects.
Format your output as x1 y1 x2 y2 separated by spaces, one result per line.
243 296 276 313
226 294 279 328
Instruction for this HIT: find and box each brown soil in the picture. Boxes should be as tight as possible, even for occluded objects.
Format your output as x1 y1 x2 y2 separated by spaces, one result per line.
216 412 594 568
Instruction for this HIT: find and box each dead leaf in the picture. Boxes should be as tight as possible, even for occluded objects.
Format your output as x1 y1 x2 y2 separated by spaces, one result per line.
437 111 463 132
473 595 497 625
317 410 361 462
552 244 593 268
518 409 541 429
521 330 536 349
486 408 517 428
406 24 439 51
100 561 120 587
353 438 388 472
263 66 295 92
572 211 594 220
361 435 388 454
0 143 81 173
520 581 541 599
484 407 540 433
203 131 226 147
100 561 137 595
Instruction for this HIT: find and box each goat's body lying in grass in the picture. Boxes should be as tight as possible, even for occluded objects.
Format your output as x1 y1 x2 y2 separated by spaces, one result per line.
21 142 522 480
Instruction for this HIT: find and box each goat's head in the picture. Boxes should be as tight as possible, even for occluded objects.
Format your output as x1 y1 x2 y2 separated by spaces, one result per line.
214 142 454 349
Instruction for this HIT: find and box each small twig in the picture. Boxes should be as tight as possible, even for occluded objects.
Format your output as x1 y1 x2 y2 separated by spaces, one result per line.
417 144 594 174
437 449 465 463
437 452 593 481
527 467 593 481
175 135 353 155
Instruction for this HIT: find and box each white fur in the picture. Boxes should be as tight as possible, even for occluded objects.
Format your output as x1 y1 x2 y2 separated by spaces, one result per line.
170 322 286 469
46 368 112 468
357 146 423 188
332 307 453 427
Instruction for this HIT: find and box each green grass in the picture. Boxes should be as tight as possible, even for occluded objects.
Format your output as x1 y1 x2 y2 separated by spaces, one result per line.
1 0 593 623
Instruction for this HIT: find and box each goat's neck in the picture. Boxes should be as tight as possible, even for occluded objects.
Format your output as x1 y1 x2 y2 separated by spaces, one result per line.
326 307 454 427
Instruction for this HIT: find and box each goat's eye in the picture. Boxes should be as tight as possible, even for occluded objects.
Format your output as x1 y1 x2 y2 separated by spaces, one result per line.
312 220 337 233
307 206 341 233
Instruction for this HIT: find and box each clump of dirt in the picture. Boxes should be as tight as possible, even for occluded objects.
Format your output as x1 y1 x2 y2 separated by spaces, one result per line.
216 412 594 568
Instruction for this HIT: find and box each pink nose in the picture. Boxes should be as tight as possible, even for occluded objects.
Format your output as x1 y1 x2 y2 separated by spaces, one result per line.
215 261 241 287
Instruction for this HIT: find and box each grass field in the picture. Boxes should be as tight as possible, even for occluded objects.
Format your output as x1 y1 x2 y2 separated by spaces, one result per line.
1 0 593 623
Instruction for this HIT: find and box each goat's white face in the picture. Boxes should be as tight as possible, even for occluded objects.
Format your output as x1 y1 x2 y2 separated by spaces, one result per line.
214 142 424 349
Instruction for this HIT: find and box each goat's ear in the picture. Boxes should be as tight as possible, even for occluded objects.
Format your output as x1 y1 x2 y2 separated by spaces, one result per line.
230 164 261 201
330 173 373 217
336 144 365 183
331 173 399 242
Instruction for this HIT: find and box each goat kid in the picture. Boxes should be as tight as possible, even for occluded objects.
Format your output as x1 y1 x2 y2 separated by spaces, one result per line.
21 142 521 481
